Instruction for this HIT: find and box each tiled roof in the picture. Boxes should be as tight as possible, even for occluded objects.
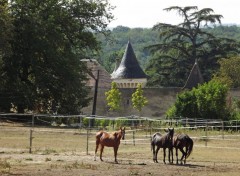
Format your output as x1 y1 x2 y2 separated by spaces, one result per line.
111 41 147 79
81 59 111 88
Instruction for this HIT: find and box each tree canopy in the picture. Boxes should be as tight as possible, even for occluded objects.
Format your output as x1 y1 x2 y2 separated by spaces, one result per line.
145 6 240 87
132 84 148 113
213 56 240 88
0 0 114 114
0 0 13 59
95 25 240 80
105 82 121 111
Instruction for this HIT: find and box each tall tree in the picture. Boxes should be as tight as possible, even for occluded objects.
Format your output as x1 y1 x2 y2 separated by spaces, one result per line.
0 0 14 111
0 0 13 59
105 82 121 111
0 0 114 113
146 6 240 87
132 84 148 114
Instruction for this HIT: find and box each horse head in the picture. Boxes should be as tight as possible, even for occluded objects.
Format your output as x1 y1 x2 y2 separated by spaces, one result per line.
120 127 125 140
165 128 174 141
169 128 174 140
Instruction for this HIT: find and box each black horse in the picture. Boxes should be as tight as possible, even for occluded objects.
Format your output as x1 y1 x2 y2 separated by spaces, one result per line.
151 128 174 164
172 134 193 164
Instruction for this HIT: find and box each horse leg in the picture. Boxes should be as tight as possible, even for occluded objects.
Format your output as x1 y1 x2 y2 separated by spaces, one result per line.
179 147 185 164
168 148 173 164
152 144 156 162
155 146 160 163
163 148 166 164
184 147 188 164
94 139 100 161
168 148 170 163
175 148 179 164
100 145 104 161
114 146 119 163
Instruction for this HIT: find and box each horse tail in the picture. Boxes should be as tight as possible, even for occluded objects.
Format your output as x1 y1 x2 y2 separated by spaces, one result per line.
95 131 103 161
96 131 103 144
151 136 153 151
151 133 158 151
186 137 193 159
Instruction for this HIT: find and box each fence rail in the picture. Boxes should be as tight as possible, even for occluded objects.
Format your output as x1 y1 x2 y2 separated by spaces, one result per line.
1 113 240 154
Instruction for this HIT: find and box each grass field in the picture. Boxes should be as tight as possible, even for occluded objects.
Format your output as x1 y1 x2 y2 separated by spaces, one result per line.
0 122 240 176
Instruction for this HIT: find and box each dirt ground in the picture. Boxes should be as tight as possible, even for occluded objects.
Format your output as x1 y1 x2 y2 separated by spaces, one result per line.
1 145 240 176
1 122 240 176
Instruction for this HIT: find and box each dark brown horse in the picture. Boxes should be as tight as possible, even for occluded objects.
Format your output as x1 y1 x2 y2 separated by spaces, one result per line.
172 134 193 164
94 127 125 163
151 128 174 164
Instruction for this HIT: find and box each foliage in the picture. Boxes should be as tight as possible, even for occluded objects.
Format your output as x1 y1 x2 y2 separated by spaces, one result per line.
131 84 148 112
105 82 121 111
94 118 110 127
96 25 160 72
229 98 240 120
0 1 14 111
0 0 114 114
166 80 230 120
0 0 13 59
166 90 197 118
96 25 240 83
101 51 124 73
212 56 240 88
81 117 129 129
145 6 240 87
146 51 189 87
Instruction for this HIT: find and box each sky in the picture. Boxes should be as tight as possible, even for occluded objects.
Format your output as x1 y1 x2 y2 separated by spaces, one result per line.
108 0 240 28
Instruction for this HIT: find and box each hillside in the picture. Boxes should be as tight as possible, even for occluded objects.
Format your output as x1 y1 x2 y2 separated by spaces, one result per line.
96 25 240 73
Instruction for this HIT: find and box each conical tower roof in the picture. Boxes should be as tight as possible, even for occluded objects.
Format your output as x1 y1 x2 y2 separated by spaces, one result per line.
111 41 147 79
183 61 204 89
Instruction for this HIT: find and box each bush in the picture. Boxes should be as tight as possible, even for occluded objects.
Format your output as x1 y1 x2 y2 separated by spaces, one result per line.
166 80 230 120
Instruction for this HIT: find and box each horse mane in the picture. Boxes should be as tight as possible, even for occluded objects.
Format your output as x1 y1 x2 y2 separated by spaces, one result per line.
113 132 120 138
176 133 189 140
109 129 123 140
152 132 162 138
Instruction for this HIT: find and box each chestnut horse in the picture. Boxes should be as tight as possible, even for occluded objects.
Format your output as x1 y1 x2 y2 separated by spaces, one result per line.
94 127 125 163
151 128 174 164
172 134 193 164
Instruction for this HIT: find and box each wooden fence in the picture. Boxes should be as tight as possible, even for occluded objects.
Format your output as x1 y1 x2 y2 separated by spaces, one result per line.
1 113 240 154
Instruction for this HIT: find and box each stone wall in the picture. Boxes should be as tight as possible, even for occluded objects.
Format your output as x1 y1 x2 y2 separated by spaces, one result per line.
82 87 240 118
82 87 182 117
81 59 240 117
